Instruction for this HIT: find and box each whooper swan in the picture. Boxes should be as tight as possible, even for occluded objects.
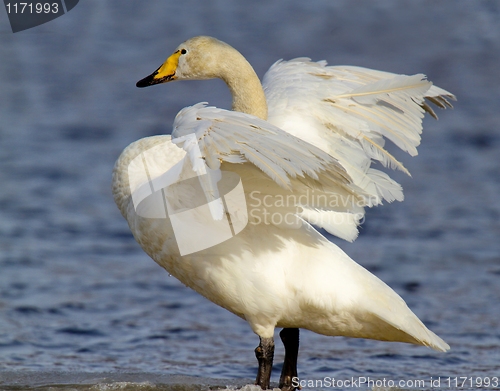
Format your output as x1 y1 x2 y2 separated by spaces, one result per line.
112 36 454 391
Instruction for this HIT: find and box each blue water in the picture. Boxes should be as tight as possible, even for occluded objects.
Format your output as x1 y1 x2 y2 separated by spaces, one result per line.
1 1 500 390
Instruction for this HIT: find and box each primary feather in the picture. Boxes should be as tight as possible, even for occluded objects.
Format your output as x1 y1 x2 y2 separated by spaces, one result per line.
264 59 455 205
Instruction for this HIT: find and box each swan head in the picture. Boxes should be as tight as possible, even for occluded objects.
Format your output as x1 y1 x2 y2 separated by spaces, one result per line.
136 36 231 87
136 36 268 120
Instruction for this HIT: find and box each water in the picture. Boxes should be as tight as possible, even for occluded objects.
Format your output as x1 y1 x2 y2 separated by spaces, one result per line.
1 1 499 390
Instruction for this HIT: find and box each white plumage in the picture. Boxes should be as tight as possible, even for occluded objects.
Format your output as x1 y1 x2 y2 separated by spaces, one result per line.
263 59 453 205
113 36 454 390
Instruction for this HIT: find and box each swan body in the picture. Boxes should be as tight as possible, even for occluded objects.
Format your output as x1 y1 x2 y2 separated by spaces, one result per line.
113 36 453 389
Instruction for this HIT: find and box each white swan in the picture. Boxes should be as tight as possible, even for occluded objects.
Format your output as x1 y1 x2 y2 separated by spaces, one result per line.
113 36 454 390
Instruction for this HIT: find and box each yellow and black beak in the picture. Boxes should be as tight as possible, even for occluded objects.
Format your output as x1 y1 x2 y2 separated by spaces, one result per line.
136 50 182 88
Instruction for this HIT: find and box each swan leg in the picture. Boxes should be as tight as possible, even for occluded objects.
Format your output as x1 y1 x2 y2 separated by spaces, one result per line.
255 336 275 389
278 328 300 391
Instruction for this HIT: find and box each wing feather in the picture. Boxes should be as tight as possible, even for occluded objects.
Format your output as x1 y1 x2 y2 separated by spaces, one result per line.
237 143 291 189
263 59 454 206
169 103 367 241
172 103 353 191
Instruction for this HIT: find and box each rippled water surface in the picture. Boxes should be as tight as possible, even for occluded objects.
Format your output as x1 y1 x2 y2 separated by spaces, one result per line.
1 1 499 390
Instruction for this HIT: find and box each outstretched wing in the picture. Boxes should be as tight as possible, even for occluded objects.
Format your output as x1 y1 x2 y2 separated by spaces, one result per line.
171 103 367 242
263 59 455 206
172 103 351 189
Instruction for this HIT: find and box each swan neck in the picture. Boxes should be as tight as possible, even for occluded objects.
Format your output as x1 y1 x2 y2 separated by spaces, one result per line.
219 50 268 120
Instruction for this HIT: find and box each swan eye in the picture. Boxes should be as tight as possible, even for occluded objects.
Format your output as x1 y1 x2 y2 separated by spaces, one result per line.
181 49 187 54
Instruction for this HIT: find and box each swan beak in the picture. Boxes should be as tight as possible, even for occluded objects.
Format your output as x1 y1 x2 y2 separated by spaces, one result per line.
136 50 182 88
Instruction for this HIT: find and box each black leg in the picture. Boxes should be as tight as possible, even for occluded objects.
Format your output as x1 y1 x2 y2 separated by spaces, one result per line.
255 336 275 390
279 328 300 391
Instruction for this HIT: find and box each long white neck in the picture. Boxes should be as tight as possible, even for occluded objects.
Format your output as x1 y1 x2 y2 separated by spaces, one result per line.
216 46 268 120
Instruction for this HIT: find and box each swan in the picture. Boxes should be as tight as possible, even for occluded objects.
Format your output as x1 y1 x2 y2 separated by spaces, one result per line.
113 36 454 390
